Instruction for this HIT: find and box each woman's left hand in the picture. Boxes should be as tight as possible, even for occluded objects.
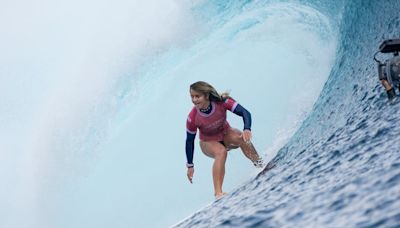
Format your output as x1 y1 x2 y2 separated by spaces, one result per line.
242 129 252 143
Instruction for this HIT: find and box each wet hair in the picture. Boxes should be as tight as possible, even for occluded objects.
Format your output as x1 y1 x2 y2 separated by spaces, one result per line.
190 81 230 102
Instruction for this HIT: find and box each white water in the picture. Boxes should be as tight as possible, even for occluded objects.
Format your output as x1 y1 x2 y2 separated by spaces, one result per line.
0 1 338 227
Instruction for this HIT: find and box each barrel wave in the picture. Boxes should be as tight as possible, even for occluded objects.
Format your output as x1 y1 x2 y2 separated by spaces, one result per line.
174 0 400 227
1 0 400 227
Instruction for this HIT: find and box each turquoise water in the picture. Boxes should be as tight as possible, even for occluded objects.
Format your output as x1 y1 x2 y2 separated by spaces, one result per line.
174 0 400 227
3 0 399 227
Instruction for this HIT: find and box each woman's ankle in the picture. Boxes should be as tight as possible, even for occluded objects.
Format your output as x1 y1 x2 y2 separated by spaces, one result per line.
214 192 227 199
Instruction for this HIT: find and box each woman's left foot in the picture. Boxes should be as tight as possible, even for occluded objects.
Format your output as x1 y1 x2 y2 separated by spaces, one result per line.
215 192 228 200
253 158 264 168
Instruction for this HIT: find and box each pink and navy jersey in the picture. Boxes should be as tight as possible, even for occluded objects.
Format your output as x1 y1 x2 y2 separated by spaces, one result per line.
185 97 252 165
186 98 238 141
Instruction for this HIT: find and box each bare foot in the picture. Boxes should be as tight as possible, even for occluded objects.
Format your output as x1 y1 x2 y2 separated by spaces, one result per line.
215 192 228 200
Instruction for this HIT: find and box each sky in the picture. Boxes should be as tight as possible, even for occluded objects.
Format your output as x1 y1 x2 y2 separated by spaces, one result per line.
0 1 338 227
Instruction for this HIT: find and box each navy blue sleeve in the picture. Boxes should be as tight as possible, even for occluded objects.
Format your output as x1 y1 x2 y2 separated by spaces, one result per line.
233 104 252 130
185 132 196 165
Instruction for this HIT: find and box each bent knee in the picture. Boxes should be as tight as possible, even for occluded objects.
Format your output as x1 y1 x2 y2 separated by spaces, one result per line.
224 129 243 143
214 149 227 160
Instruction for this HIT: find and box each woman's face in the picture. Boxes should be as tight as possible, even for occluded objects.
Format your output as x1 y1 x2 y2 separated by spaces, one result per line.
190 89 209 109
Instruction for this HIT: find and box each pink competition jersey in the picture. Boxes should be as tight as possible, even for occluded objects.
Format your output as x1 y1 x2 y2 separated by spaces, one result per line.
186 98 238 141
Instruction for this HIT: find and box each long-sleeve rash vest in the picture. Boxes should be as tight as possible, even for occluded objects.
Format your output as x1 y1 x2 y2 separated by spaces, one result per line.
185 98 252 165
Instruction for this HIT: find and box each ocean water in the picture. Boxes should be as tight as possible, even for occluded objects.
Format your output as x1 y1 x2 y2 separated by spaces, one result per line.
174 0 400 227
1 0 399 227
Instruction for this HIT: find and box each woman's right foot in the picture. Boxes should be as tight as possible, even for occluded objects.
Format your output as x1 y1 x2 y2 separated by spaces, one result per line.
215 192 228 200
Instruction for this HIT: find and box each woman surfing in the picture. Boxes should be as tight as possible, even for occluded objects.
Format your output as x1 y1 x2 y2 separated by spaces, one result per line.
185 81 264 199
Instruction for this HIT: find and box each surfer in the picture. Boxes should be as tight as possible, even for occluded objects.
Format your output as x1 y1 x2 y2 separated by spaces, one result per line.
185 81 264 199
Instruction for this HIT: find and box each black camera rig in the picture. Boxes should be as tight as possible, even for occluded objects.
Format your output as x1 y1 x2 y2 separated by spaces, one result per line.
374 38 400 100
378 39 400 54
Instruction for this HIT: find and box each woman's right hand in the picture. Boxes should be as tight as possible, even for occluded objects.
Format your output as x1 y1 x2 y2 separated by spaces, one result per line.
242 129 252 143
187 167 194 184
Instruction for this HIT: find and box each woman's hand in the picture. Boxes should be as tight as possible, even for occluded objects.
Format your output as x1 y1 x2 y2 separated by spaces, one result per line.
242 129 252 143
187 167 194 183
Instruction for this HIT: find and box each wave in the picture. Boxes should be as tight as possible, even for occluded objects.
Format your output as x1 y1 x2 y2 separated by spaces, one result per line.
174 0 400 227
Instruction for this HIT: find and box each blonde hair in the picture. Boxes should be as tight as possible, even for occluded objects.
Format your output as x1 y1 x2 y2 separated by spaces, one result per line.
190 81 231 102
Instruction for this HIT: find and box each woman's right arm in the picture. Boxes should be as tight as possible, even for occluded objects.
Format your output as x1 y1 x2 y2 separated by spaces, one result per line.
186 109 197 183
185 132 196 166
186 132 196 183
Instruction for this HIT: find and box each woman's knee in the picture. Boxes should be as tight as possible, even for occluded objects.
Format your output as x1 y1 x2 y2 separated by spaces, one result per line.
214 148 227 160
224 128 244 146
200 141 227 159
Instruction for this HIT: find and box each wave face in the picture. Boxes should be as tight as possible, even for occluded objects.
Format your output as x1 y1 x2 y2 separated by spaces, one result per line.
1 0 399 227
174 0 400 227
1 0 339 227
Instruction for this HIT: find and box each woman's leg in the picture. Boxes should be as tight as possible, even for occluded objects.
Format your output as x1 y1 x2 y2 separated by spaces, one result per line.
223 128 262 164
199 141 228 197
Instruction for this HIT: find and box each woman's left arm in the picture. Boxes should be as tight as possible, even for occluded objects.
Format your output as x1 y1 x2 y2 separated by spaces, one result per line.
233 104 252 142
233 104 252 130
